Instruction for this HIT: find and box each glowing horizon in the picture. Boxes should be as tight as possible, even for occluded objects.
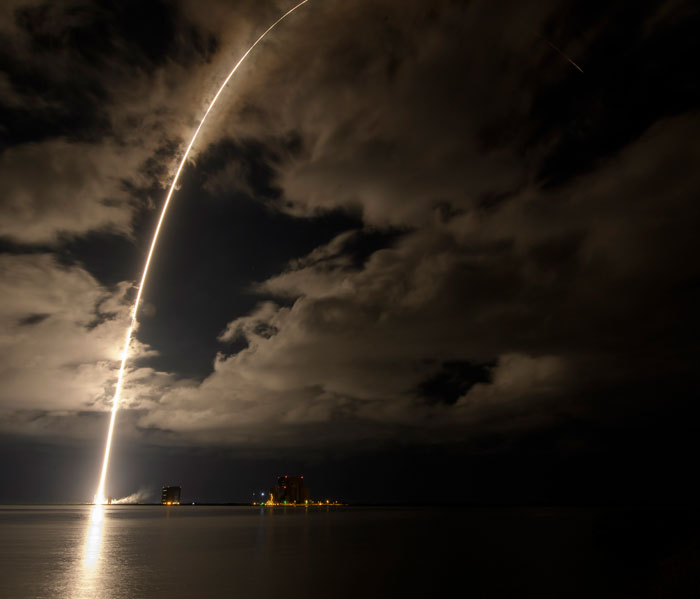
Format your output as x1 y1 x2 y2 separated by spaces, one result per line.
93 0 312 505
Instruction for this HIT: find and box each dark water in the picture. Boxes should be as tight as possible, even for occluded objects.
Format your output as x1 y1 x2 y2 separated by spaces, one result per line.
0 505 698 598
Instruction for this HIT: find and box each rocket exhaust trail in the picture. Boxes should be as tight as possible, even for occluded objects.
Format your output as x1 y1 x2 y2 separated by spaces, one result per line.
543 38 584 73
93 0 312 505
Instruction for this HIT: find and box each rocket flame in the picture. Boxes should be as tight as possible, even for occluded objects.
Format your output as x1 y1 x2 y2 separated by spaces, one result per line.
93 0 312 505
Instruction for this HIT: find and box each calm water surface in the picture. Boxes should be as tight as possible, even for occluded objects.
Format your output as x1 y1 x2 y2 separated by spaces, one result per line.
0 505 697 598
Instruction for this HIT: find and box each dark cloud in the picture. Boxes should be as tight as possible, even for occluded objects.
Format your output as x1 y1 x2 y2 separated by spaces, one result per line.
418 361 494 406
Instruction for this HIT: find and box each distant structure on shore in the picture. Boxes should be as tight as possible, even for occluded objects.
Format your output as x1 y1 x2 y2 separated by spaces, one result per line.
161 486 181 505
270 475 310 505
257 476 342 506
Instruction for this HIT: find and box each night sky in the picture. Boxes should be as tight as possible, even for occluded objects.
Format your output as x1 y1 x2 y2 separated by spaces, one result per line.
1 0 699 504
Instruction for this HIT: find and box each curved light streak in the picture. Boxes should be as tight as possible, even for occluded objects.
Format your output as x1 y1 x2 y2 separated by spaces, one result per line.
543 37 584 73
93 0 311 504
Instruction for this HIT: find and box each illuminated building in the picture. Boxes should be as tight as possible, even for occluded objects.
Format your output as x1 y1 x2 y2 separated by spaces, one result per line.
161 486 181 505
270 476 310 504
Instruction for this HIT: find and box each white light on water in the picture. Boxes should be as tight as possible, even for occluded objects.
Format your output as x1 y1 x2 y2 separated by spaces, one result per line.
83 504 105 569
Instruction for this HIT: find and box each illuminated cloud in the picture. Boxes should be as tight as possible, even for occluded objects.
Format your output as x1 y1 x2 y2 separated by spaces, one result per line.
0 0 698 462
0 141 141 243
0 254 154 423
131 110 700 447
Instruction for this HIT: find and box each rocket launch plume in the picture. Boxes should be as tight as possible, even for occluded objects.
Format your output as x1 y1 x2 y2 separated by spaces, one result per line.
92 0 312 505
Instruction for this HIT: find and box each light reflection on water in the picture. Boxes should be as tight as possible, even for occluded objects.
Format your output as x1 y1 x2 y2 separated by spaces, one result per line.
1 505 689 598
82 504 104 569
71 504 105 598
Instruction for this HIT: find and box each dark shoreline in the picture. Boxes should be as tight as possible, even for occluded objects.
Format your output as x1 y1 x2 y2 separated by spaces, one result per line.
3 502 699 508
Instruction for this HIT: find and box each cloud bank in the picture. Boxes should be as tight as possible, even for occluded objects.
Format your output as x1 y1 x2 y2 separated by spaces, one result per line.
1 0 699 456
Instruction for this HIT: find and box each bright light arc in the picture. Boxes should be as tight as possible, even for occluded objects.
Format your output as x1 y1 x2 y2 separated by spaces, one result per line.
93 0 311 505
